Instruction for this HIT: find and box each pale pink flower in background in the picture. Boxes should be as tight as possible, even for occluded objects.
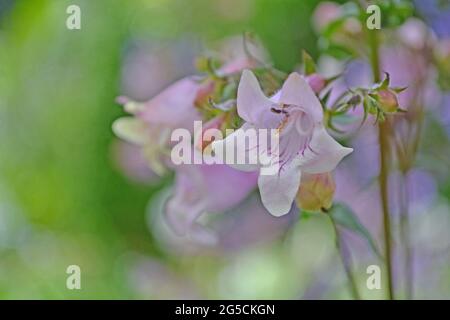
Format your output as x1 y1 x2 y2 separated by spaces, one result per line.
111 141 158 184
213 70 353 216
305 73 327 94
127 255 200 299
145 80 203 126
119 41 197 101
312 1 341 32
150 193 295 254
164 161 258 245
116 76 203 130
113 77 207 175
216 195 296 250
113 37 270 176
214 35 269 76
397 18 434 51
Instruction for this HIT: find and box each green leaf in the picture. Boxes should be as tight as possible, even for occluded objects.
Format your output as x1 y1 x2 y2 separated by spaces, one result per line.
321 42 355 60
302 50 316 75
392 86 408 94
380 72 390 89
330 203 382 259
321 88 333 106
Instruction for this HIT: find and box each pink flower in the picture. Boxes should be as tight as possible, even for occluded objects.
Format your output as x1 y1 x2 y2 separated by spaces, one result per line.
113 77 206 175
111 140 158 184
165 162 258 245
213 70 353 216
118 77 204 130
113 37 269 176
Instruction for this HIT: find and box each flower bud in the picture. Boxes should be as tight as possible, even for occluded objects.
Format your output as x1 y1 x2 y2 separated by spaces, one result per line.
306 73 326 94
195 115 225 152
296 172 336 212
377 89 399 113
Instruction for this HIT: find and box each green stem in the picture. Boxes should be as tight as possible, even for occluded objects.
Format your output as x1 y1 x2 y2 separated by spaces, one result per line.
369 29 394 300
329 214 361 300
399 172 413 299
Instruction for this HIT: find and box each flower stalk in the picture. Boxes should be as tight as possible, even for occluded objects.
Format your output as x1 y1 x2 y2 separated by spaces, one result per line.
328 212 361 300
399 172 413 299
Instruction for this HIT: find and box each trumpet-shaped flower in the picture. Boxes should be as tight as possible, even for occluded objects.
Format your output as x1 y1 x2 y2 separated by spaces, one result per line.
113 77 204 175
165 162 258 244
212 70 353 216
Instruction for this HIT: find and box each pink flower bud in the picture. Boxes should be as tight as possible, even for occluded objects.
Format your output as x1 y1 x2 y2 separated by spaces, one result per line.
378 89 399 113
195 115 226 152
296 172 336 212
306 73 326 94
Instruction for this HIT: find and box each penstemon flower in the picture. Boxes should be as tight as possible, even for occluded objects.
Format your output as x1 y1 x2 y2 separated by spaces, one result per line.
113 78 204 175
113 37 268 176
212 70 353 216
105 0 450 299
165 159 258 244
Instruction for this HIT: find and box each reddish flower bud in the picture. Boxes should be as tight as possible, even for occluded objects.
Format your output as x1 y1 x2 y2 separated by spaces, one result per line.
377 89 399 113
195 115 226 152
306 73 326 94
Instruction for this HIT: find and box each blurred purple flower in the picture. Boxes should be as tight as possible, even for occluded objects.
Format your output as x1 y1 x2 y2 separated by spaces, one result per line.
312 1 341 33
113 37 269 177
127 254 200 299
150 191 296 254
216 195 296 251
119 40 198 101
305 73 327 94
165 162 258 245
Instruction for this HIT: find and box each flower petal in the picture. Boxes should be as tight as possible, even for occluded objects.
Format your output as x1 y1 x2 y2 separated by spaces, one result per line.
211 123 261 172
138 77 201 129
279 72 324 122
237 70 277 126
297 126 353 174
164 166 207 236
258 163 301 217
112 117 148 146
